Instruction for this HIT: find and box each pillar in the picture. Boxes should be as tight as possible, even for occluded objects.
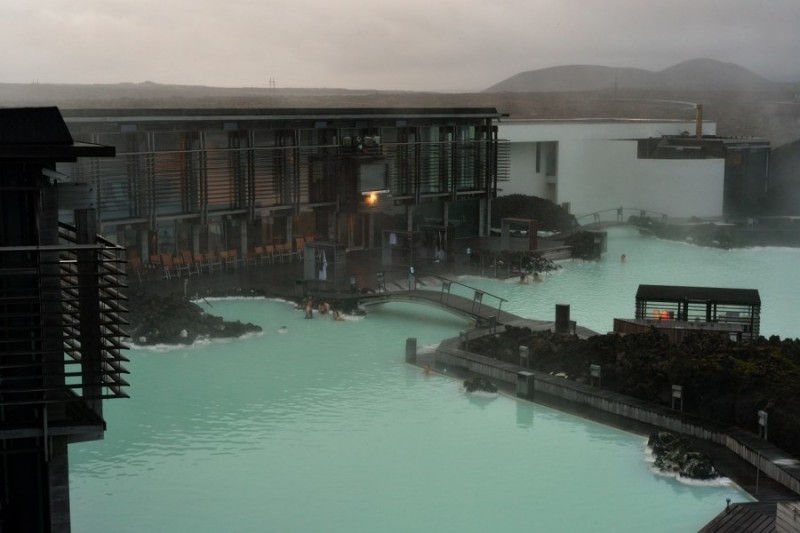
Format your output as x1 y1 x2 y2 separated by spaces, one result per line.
405 338 417 364
517 371 535 399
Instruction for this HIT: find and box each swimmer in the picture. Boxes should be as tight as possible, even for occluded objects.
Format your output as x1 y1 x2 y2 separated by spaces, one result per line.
519 272 529 284
422 364 433 376
620 254 626 263
318 301 331 314
532 272 543 283
304 298 314 319
332 309 345 321
278 326 288 334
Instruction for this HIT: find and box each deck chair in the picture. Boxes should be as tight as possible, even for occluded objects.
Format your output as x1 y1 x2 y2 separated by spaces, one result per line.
252 246 268 267
200 251 222 274
263 244 276 266
294 236 306 261
128 256 145 282
180 250 200 276
280 243 293 263
228 249 243 269
160 254 178 279
192 252 208 274
173 254 190 277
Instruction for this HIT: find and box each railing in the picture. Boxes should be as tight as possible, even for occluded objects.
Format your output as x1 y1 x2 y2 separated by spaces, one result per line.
574 207 669 228
70 137 509 224
0 224 129 412
434 275 507 316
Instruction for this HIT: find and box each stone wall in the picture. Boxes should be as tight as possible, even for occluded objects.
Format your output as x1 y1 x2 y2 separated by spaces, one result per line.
434 336 800 496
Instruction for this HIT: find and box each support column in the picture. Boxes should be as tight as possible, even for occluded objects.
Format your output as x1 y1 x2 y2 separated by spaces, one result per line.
405 338 417 364
75 208 102 416
285 216 293 245
480 198 489 237
140 227 150 260
240 219 248 256
192 223 201 254
328 211 337 241
368 213 375 249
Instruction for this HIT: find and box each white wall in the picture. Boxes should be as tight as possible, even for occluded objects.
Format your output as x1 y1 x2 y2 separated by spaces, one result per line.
503 142 549 198
499 120 724 219
557 139 724 218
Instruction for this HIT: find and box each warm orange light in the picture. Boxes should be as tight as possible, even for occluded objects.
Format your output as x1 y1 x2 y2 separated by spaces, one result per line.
366 193 378 205
653 310 672 320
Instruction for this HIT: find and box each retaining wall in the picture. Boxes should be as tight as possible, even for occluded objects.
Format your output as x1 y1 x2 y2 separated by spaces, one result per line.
434 336 800 497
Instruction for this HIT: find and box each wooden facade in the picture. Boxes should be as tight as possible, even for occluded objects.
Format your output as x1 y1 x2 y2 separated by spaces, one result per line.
60 108 508 269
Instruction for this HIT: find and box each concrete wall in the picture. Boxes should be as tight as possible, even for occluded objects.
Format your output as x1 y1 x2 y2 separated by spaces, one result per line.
434 337 800 497
499 120 725 218
503 142 551 199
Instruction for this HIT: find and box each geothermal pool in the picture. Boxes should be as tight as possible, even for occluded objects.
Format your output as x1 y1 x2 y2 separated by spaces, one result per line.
72 227 799 532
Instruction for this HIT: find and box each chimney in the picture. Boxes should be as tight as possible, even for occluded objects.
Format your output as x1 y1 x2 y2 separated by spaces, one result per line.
695 104 704 139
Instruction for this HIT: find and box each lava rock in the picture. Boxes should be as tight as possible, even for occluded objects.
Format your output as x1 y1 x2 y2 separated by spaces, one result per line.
463 377 499 393
127 289 261 345
648 431 718 480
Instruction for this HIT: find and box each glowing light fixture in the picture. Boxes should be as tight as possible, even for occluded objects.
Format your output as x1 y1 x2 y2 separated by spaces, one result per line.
361 189 388 206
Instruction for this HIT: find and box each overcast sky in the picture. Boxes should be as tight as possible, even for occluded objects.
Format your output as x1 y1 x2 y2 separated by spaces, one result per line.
3 0 799 92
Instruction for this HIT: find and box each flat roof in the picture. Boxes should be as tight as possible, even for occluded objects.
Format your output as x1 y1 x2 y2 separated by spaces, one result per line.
0 107 115 160
498 117 697 125
61 107 502 123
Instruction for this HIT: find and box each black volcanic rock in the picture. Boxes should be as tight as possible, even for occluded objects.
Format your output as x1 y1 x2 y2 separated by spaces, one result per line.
468 326 800 460
490 194 576 232
127 289 261 345
648 431 718 480
463 377 498 393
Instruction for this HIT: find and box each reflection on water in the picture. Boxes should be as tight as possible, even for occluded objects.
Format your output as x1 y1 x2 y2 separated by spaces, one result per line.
68 228 776 533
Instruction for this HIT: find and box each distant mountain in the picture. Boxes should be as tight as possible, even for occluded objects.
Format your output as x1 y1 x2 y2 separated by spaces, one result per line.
484 58 772 93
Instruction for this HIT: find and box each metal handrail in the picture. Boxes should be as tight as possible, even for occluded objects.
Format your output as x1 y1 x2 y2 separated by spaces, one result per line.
433 275 507 314
574 207 669 227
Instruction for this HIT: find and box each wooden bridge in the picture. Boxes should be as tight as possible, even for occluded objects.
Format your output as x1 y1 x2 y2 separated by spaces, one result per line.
351 275 519 328
574 207 668 229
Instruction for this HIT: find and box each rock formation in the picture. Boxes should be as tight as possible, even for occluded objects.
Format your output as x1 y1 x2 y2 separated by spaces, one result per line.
648 431 718 479
463 377 499 394
127 289 261 345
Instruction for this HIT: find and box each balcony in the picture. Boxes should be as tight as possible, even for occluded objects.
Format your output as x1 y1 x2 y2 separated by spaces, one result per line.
0 223 129 440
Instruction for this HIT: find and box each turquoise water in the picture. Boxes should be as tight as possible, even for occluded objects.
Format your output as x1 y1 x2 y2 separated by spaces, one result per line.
467 226 800 339
70 227 797 532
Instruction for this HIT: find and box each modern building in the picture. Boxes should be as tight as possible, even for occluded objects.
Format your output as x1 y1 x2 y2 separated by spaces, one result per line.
614 284 761 343
60 108 508 269
497 117 770 220
0 108 128 531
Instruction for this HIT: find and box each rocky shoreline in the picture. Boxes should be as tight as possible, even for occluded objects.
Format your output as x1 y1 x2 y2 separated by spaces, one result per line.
647 431 719 480
127 288 262 345
466 325 800 462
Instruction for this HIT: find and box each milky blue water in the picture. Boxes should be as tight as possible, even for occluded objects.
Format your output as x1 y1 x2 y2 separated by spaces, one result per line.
70 227 798 532
466 226 800 339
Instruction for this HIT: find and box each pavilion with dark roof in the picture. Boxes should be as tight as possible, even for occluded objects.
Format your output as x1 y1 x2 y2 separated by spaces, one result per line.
613 284 761 342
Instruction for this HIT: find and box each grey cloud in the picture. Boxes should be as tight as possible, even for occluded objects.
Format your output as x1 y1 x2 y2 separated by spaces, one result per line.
1 0 798 89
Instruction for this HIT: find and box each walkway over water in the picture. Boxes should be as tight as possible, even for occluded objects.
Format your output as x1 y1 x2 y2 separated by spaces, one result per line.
358 276 515 327
348 275 599 338
575 207 668 229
